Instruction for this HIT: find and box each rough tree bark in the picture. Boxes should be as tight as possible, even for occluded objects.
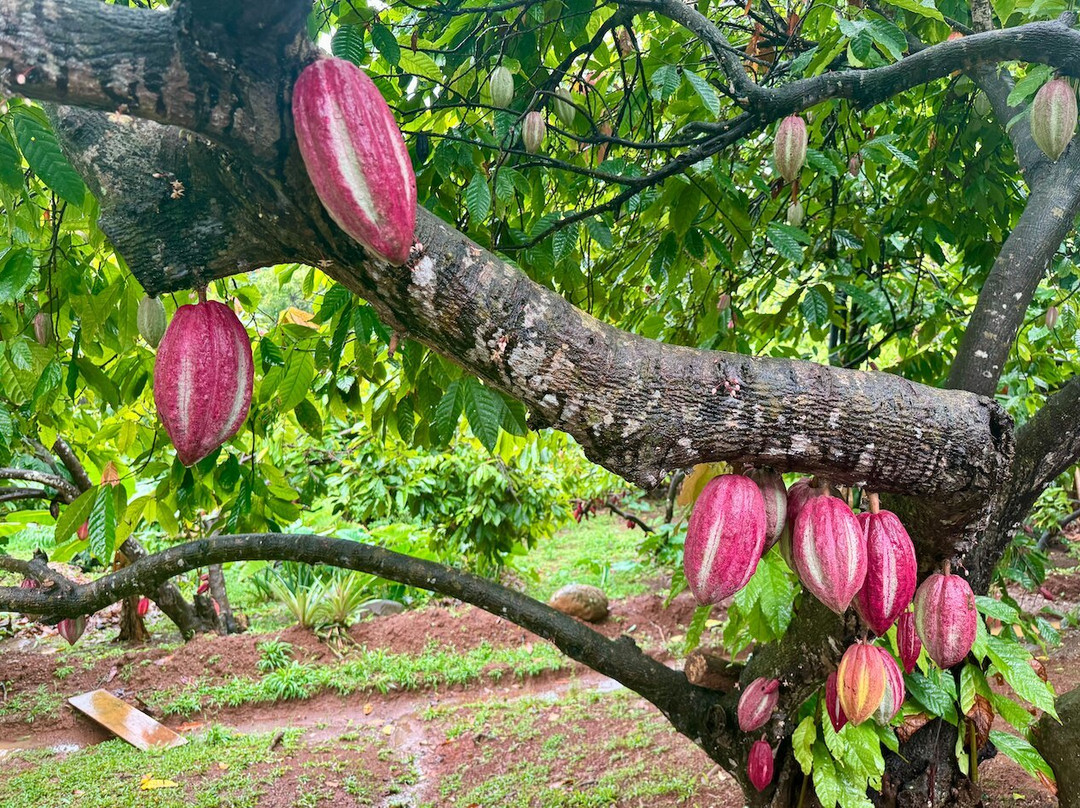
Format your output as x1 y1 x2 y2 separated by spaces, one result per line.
2 0 1079 804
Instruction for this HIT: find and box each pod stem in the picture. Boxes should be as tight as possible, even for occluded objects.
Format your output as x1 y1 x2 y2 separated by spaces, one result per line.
197 287 208 303
868 493 880 514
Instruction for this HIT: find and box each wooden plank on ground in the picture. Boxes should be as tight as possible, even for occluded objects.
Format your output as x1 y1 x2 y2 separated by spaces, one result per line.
68 689 187 751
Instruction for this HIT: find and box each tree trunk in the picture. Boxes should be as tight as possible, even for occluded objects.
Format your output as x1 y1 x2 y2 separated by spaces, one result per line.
207 564 242 635
1033 686 1080 807
116 596 150 643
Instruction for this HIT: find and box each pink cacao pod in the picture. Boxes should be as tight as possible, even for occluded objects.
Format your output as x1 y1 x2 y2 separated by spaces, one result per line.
854 510 917 636
683 474 767 604
57 615 87 645
153 299 254 467
897 610 921 674
848 154 862 177
779 477 827 566
792 495 867 614
523 111 546 154
1046 305 1059 329
874 646 905 725
773 115 807 182
19 577 38 589
749 468 787 549
77 521 89 542
137 597 151 617
33 311 53 346
1030 78 1077 162
825 670 847 733
293 57 417 265
837 642 887 726
914 572 977 669
748 739 774 792
738 677 780 732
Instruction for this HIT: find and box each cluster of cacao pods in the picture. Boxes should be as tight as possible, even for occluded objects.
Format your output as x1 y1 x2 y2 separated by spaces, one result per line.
737 676 780 790
293 57 417 266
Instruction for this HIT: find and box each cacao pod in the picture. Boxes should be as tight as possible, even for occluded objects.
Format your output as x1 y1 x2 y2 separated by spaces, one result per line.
489 65 514 108
138 296 168 348
137 597 151 617
737 677 780 732
792 495 867 614
874 646 905 725
914 571 977 669
414 132 431 164
717 293 731 311
853 510 917 636
33 311 52 346
825 670 847 733
773 115 807 183
19 577 38 589
1046 305 1059 329
897 610 921 674
57 615 87 645
848 154 862 177
779 477 827 566
683 474 767 605
786 202 804 227
973 91 991 117
749 468 787 549
1030 78 1077 162
153 299 254 467
523 111 546 154
748 740 774 792
837 642 887 726
293 57 417 265
77 521 89 542
553 87 576 127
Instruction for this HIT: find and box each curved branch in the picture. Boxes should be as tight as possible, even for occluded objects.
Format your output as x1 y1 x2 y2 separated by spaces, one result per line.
51 437 93 494
0 487 50 503
0 532 723 739
0 468 80 501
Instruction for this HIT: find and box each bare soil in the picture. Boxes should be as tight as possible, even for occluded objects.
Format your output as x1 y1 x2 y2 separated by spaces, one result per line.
1 556 1077 806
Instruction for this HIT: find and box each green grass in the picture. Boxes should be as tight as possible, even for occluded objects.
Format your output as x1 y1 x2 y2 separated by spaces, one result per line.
0 727 390 808
418 688 703 808
0 683 65 723
145 640 568 716
515 513 655 602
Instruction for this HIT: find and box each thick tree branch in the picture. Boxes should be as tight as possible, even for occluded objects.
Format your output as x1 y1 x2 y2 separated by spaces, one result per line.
946 156 1080 395
51 437 93 494
0 487 50 503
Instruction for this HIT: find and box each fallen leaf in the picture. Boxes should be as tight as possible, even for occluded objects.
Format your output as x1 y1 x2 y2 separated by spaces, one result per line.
363 703 373 715
140 774 179 790
382 725 393 736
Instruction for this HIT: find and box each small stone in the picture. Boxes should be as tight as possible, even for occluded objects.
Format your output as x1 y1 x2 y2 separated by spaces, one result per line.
548 584 609 622
358 599 405 617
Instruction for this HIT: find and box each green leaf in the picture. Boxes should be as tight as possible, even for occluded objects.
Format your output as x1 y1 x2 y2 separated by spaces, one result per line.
277 350 316 412
975 595 1020 623
879 0 944 21
793 715 816 775
331 24 367 66
55 488 97 544
0 132 23 189
396 395 415 443
294 398 324 439
398 50 443 84
683 71 720 117
462 378 505 452
370 24 400 66
433 380 463 443
768 223 806 263
905 670 958 721
989 731 1054 780
869 19 907 61
88 485 117 563
466 171 492 222
670 185 701 237
0 248 35 304
812 738 842 808
800 286 830 327
10 108 87 204
984 634 1057 717
683 603 712 653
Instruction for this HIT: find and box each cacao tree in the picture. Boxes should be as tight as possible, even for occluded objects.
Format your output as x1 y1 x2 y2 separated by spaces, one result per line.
1 0 1080 804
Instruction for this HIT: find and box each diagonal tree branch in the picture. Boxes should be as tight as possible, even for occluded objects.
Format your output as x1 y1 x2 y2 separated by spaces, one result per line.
946 155 1080 396
0 467 80 501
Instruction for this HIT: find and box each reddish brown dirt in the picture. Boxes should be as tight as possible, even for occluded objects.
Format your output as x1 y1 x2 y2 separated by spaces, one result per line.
1 560 1078 806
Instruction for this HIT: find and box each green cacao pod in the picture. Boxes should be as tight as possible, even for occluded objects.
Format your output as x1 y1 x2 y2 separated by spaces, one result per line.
522 111 546 154
552 87 576 127
489 66 514 108
138 295 168 348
